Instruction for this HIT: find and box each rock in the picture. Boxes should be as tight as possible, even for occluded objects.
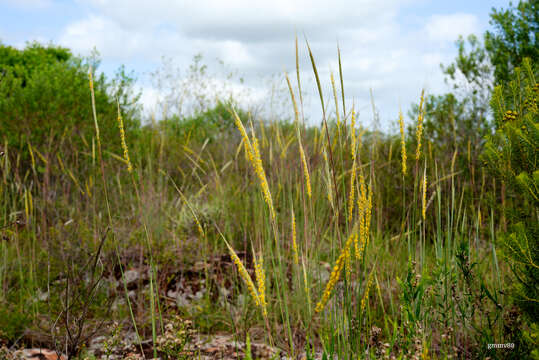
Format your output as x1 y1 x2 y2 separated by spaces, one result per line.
124 269 140 286
37 290 49 302
192 334 279 359
193 290 204 300
88 335 106 354
111 297 125 311
176 293 191 307
13 348 67 360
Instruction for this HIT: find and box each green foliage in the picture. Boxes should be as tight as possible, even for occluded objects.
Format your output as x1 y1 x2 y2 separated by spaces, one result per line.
412 93 482 152
0 306 30 342
397 260 428 332
409 35 491 169
482 58 538 327
150 53 252 120
244 333 253 360
485 0 539 85
396 260 432 358
156 315 195 360
442 34 493 107
0 41 71 84
103 322 123 359
0 42 140 165
2 21 538 358
417 0 538 171
158 100 245 143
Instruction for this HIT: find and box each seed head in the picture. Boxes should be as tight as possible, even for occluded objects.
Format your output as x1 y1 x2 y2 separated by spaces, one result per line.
399 110 407 176
117 103 132 173
315 232 355 313
254 255 267 316
422 168 427 221
416 90 425 161
291 210 299 265
225 240 259 307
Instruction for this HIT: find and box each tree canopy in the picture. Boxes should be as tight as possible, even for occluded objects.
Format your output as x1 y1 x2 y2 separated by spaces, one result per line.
0 42 140 161
485 0 539 84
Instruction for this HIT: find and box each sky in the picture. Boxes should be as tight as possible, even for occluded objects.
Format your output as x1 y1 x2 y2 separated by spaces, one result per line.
0 0 513 129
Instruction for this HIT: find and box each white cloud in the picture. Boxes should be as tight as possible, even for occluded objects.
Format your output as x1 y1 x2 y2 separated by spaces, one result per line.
0 0 52 9
421 52 444 67
217 41 254 67
60 15 131 56
80 0 402 35
54 0 475 128
59 15 186 60
138 85 161 116
424 13 479 42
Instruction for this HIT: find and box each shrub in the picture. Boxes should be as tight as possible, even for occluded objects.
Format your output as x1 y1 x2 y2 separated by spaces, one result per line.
482 57 538 354
0 42 140 167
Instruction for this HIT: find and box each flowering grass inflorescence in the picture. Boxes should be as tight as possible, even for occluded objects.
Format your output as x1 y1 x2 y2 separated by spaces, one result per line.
224 239 260 308
315 231 357 313
416 90 425 161
233 109 276 220
117 102 133 173
254 254 267 317
399 110 407 176
291 209 299 265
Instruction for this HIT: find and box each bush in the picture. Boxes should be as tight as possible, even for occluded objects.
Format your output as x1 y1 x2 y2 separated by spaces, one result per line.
0 42 140 167
482 57 538 352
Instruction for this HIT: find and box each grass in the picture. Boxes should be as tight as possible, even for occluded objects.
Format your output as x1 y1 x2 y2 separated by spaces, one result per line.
0 41 522 359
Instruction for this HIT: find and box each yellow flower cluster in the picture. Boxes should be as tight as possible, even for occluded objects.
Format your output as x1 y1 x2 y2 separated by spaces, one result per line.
422 168 427 221
88 71 94 91
195 218 204 239
348 111 357 222
254 255 267 317
360 269 375 313
233 110 275 220
298 140 312 199
356 174 372 259
416 90 425 161
225 240 260 307
315 232 355 313
291 210 299 265
345 242 352 282
117 105 133 173
253 136 275 220
399 110 407 176
27 142 36 171
352 231 360 264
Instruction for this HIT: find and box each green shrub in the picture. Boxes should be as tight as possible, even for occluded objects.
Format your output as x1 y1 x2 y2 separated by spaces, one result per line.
0 42 140 166
482 57 538 353
0 305 30 343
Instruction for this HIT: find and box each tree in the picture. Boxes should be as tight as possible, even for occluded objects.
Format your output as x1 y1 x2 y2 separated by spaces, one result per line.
415 0 539 145
407 35 492 169
485 0 539 85
442 34 493 123
408 0 538 177
0 41 140 166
